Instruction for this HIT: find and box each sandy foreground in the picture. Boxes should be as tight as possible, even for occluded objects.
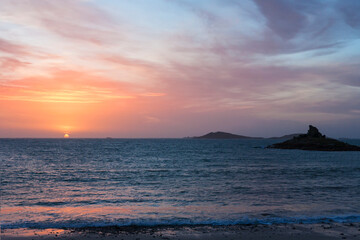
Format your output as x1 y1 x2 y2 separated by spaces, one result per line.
2 223 360 240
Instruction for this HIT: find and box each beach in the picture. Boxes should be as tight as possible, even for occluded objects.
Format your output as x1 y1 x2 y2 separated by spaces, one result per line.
2 223 360 240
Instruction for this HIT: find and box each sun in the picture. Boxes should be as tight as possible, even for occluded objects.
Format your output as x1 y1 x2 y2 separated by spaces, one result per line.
64 133 70 138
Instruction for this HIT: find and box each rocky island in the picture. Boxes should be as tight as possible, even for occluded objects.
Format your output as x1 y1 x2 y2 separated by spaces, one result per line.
268 125 360 151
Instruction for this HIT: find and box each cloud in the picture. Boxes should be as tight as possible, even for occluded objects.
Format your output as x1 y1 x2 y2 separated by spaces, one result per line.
0 57 30 71
253 0 307 39
0 0 120 45
102 55 158 71
145 116 161 123
166 0 349 61
1 0 360 137
0 70 137 104
141 93 166 97
171 0 225 30
0 38 29 55
337 1 360 28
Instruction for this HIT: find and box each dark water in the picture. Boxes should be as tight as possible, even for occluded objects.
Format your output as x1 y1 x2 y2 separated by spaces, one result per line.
1 138 360 228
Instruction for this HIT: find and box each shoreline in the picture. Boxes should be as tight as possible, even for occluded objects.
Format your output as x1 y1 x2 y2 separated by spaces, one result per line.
2 222 360 240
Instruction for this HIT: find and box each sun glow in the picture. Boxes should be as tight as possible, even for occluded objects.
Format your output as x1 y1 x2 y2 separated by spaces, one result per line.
64 133 70 138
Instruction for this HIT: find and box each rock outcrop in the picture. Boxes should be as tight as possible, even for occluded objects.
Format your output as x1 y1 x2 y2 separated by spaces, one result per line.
268 125 360 151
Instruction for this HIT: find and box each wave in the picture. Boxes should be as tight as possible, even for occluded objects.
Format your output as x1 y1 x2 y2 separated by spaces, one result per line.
2 214 360 229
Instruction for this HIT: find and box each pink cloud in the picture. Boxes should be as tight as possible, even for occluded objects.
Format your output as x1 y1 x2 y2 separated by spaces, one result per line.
0 57 30 71
0 38 30 55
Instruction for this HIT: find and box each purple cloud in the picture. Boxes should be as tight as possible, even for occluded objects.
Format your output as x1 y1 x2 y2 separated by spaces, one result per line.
253 0 307 39
337 1 360 28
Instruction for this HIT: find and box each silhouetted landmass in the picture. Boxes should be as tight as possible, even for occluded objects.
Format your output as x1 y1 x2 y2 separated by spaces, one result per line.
269 133 302 140
192 132 301 140
194 131 262 139
268 125 360 151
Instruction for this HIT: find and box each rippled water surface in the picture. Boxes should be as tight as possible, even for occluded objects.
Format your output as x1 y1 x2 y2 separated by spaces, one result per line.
1 138 360 228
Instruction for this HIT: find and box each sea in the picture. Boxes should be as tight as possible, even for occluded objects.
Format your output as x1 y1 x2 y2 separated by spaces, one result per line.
1 138 360 229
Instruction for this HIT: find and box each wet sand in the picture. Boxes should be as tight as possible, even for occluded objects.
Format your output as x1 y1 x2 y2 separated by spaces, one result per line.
2 223 360 240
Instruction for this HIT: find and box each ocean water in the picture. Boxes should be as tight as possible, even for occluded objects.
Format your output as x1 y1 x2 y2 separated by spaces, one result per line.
1 138 360 229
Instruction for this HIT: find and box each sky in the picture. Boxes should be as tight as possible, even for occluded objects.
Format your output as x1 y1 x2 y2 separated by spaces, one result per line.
0 0 360 138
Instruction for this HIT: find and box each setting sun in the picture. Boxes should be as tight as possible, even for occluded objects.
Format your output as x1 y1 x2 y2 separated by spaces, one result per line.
64 133 70 138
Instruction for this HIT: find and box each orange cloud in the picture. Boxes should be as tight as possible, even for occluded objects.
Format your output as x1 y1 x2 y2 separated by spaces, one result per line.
0 70 136 103
0 70 142 136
